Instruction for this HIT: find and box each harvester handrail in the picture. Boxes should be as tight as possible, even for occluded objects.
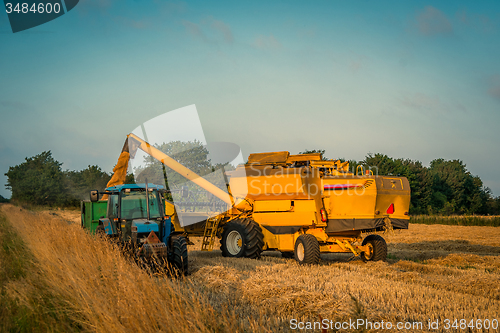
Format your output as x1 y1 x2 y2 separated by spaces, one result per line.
127 133 233 206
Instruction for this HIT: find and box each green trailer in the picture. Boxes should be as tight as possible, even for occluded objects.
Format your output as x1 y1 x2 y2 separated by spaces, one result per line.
80 200 107 233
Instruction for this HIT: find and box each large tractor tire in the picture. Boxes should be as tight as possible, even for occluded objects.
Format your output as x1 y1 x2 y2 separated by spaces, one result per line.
168 235 188 276
220 218 264 259
294 234 320 265
360 234 387 262
95 224 105 236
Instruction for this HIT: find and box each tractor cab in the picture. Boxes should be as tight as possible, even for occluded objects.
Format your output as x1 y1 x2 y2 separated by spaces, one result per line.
91 183 171 245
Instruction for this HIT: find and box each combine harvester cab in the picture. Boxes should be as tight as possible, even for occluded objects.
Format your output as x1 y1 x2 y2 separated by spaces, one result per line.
81 183 188 275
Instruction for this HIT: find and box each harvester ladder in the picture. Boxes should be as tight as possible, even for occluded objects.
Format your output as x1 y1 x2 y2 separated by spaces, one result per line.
201 216 221 251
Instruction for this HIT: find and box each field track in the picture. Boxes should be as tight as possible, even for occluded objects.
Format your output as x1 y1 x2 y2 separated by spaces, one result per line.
1 203 499 332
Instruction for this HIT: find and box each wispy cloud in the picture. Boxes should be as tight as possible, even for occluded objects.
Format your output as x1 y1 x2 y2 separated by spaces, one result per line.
209 18 233 43
153 0 186 16
456 9 498 33
399 91 469 117
416 6 453 36
182 17 234 45
183 20 206 41
252 34 282 50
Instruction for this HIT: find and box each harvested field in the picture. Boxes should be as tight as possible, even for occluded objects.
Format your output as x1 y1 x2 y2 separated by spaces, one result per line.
1 204 499 332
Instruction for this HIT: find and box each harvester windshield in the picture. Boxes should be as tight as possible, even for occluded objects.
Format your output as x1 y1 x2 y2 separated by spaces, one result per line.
121 190 161 220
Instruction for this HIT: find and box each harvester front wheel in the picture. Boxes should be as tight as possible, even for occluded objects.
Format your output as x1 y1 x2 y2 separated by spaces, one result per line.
294 234 320 265
360 235 387 262
168 235 188 276
221 218 264 259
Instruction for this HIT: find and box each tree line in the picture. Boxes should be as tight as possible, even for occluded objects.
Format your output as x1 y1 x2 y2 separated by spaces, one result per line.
301 149 500 215
361 153 499 215
4 151 114 207
4 149 500 215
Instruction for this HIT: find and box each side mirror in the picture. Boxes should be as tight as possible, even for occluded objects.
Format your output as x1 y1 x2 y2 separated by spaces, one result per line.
90 190 99 202
181 186 189 198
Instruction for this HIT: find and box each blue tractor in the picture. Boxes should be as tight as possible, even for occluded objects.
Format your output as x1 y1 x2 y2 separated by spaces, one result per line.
81 183 188 275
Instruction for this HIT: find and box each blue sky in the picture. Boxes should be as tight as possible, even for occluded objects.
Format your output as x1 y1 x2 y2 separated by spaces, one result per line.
1 0 499 198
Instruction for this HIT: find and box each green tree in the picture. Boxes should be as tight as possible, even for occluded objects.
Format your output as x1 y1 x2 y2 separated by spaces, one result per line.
124 172 136 184
5 151 67 206
429 159 490 214
400 159 433 215
362 153 398 176
64 165 111 202
0 194 9 203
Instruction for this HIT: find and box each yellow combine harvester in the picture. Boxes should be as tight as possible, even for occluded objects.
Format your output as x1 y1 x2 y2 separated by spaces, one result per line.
105 133 410 264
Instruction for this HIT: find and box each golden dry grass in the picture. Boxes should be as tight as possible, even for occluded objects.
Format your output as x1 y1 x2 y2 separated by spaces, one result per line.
3 204 500 332
0 204 277 332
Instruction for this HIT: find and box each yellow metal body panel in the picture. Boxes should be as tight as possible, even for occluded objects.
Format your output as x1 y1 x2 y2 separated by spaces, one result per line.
323 178 378 219
164 200 176 216
374 177 411 220
276 234 295 251
254 200 292 212
230 171 309 200
253 199 319 227
254 211 317 227
322 176 411 221
247 151 290 164
261 227 278 250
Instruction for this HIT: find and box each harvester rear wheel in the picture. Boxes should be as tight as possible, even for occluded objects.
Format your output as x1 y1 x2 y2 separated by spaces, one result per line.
168 235 188 276
294 234 320 265
360 235 387 262
221 218 264 259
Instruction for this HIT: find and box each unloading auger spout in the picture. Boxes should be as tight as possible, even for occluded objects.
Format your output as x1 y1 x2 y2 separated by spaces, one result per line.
110 133 254 212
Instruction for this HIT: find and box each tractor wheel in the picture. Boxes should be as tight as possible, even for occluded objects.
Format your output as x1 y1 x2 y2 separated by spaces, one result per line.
220 218 264 259
294 234 320 265
360 235 387 262
95 225 105 236
281 252 294 259
168 235 188 276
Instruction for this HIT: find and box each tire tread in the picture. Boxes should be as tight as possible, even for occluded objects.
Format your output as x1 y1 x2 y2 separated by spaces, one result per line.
220 218 264 259
295 234 320 264
169 235 188 275
361 234 387 262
